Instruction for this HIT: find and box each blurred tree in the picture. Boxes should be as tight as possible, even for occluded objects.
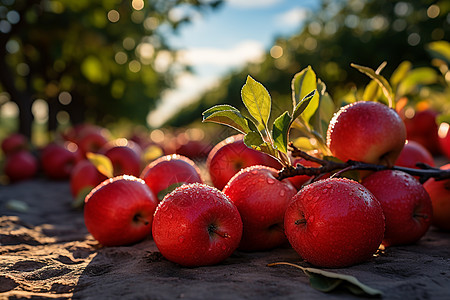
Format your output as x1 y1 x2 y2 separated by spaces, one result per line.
0 0 222 138
165 0 449 127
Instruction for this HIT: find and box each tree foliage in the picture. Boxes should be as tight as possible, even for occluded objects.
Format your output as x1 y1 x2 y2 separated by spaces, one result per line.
165 0 450 127
0 0 222 137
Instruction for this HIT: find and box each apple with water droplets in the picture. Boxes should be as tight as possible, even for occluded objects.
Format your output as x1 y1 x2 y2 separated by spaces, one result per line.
84 175 158 246
395 140 435 170
327 101 406 167
284 177 385 268
362 170 432 247
222 165 297 251
140 154 203 201
152 183 243 266
207 134 282 190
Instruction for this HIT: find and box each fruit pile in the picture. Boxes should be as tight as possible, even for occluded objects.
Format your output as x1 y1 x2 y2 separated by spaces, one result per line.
2 65 450 270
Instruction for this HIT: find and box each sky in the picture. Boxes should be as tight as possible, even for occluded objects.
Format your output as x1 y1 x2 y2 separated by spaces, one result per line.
146 0 320 128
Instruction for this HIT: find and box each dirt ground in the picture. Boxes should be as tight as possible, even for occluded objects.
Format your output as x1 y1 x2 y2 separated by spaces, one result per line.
1 178 450 300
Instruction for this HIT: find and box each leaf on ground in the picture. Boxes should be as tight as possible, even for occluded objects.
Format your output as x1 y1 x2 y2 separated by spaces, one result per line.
267 262 383 297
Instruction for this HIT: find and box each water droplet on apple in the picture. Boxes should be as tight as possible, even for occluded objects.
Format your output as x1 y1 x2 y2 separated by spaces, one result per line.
251 169 258 175
312 231 318 237
279 189 286 197
308 215 315 223
178 236 185 243
267 178 275 184
168 213 173 219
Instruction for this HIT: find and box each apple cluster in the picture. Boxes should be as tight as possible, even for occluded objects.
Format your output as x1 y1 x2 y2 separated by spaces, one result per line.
1 99 450 269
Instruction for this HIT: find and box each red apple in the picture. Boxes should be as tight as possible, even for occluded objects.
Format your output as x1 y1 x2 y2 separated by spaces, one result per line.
40 143 79 180
423 164 450 231
438 122 450 160
327 101 406 167
284 177 385 268
403 109 441 156
140 154 203 201
70 159 108 200
222 165 297 251
152 183 243 267
207 134 282 190
1 133 28 156
77 129 110 157
362 170 432 247
288 157 321 190
395 140 435 170
100 138 143 177
84 175 158 246
4 150 38 183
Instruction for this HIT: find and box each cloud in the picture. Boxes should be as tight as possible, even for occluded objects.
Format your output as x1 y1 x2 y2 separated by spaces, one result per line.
177 40 265 67
225 0 282 9
275 7 308 27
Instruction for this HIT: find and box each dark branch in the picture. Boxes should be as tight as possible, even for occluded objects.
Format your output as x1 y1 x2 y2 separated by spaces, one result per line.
279 143 450 184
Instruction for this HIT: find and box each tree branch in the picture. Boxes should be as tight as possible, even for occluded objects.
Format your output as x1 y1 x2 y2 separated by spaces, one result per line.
278 143 450 184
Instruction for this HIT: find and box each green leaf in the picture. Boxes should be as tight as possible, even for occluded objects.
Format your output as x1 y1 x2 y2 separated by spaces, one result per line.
202 105 251 134
396 67 439 97
241 75 271 131
292 66 319 124
272 111 291 154
6 199 29 213
72 186 94 209
157 182 185 201
426 40 450 65
292 89 317 123
362 80 382 102
87 152 114 178
390 61 412 92
244 131 277 157
351 63 393 108
268 262 383 297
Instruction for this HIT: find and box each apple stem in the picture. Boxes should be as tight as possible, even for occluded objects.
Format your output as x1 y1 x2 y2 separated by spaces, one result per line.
414 213 429 219
208 224 229 238
295 219 307 226
133 214 149 225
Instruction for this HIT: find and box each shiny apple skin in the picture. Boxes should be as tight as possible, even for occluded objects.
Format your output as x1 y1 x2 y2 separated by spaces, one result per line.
327 101 406 167
84 175 158 246
152 183 243 267
4 150 38 182
223 165 297 251
140 154 203 201
207 134 282 190
284 177 385 268
362 170 433 247
423 164 450 231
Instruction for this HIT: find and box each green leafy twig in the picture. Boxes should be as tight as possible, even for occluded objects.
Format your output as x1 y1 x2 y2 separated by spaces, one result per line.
267 262 383 297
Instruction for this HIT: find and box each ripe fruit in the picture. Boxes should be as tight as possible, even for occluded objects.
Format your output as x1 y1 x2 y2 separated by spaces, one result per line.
423 164 450 231
394 140 435 170
100 138 143 177
207 134 282 190
1 133 28 156
70 159 107 200
403 109 441 156
40 143 79 180
288 157 321 190
77 129 110 157
84 175 158 246
438 122 450 160
140 154 203 201
284 177 385 268
4 150 38 183
327 101 406 167
222 165 297 251
362 170 432 247
152 183 243 267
